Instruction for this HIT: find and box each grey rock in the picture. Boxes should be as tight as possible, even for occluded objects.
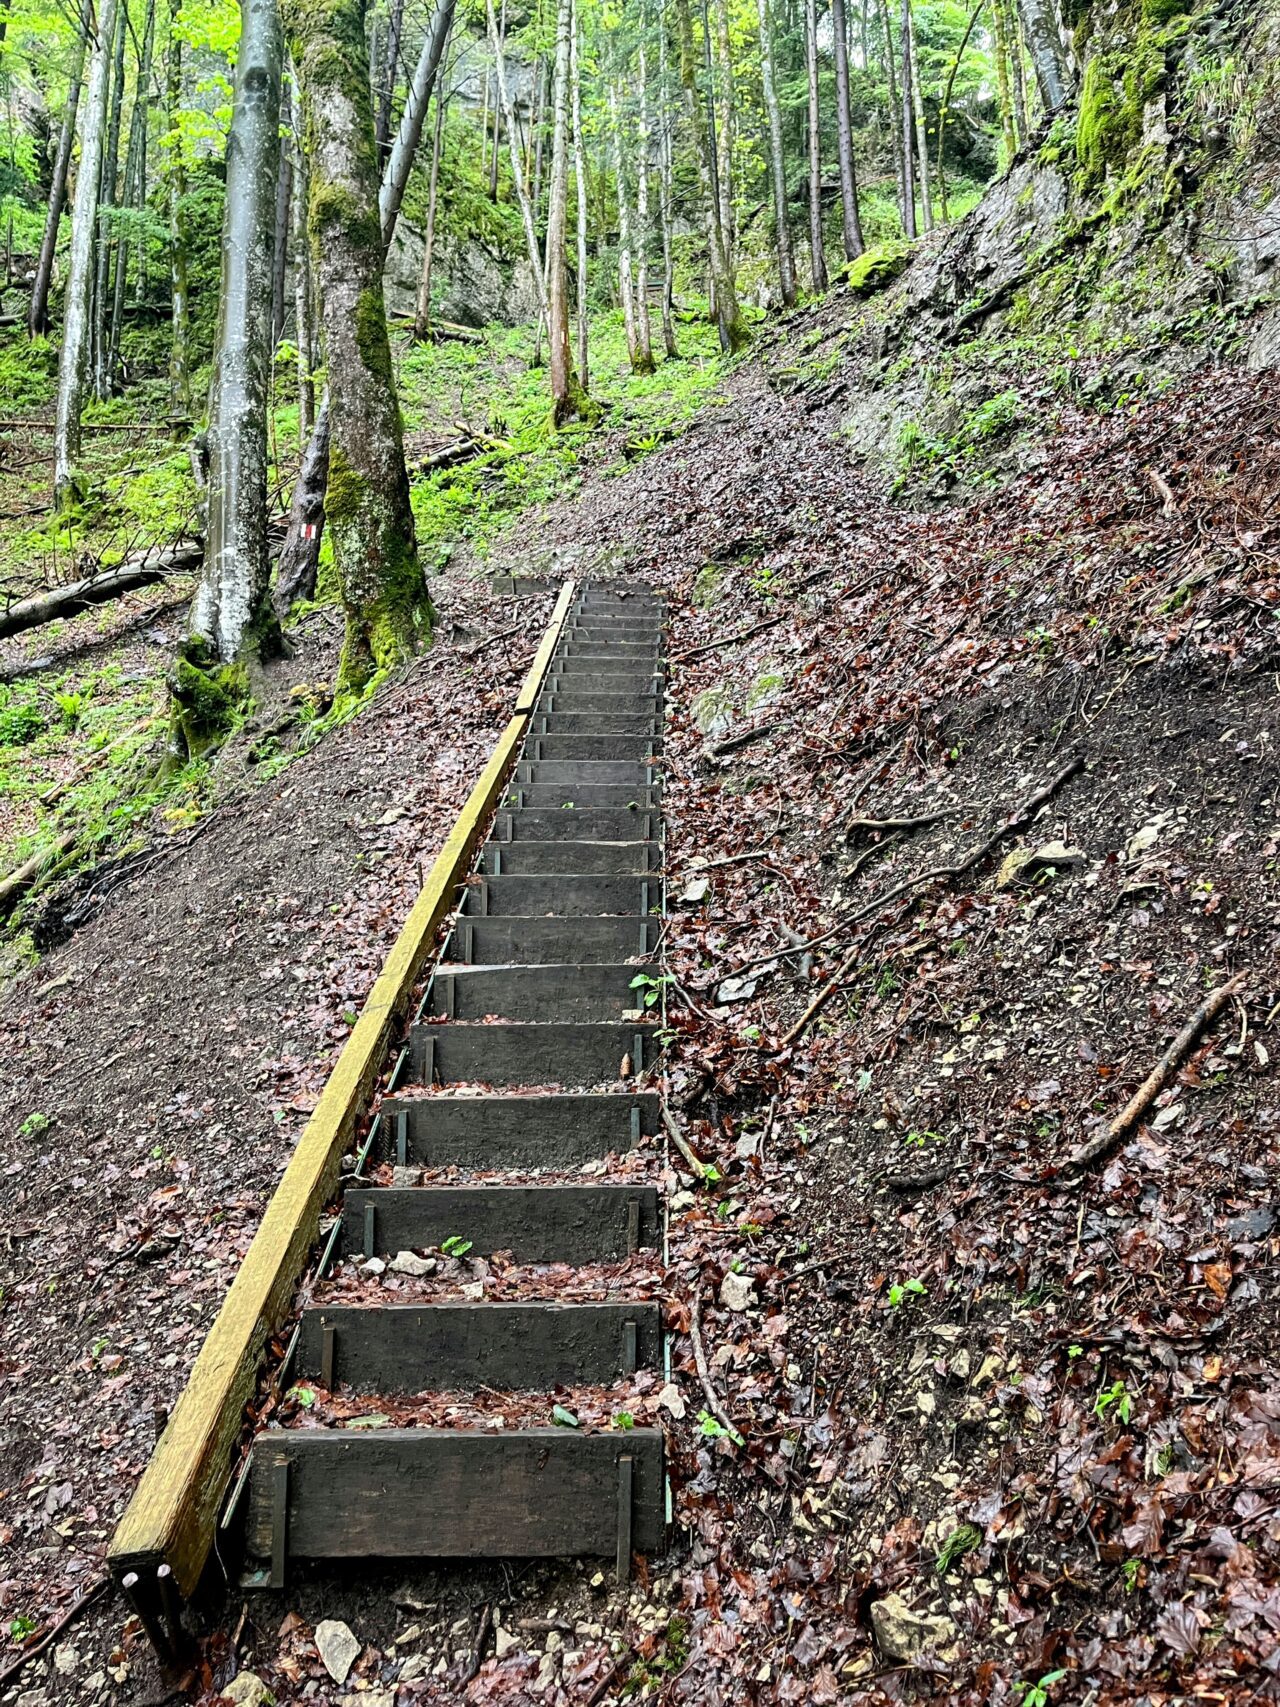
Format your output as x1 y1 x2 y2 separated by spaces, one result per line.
870 1592 957 1662
315 1619 361 1685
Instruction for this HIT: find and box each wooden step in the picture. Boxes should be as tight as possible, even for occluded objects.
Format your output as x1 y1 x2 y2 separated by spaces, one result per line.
490 805 659 842
503 783 662 810
522 733 663 761
549 657 666 679
343 1183 661 1264
243 1429 665 1575
536 691 662 716
299 1301 663 1390
454 913 659 964
515 759 660 789
530 711 663 735
481 839 661 875
377 1091 660 1166
407 1020 662 1086
471 872 656 916
428 963 656 1021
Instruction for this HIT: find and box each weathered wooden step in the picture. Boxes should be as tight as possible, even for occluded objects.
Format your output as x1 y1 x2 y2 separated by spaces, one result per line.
482 839 661 875
341 1183 660 1264
550 657 666 679
531 711 663 735
298 1301 663 1392
490 805 659 843
522 734 662 763
407 1019 662 1085
559 639 662 659
469 872 656 917
536 691 662 717
427 962 658 1021
564 624 662 642
504 783 661 810
455 914 658 965
244 1428 665 1571
377 1090 660 1166
515 759 660 789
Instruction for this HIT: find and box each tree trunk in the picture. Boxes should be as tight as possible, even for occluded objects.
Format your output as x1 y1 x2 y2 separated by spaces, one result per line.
710 0 734 270
165 0 191 415
270 80 292 349
1017 0 1071 112
54 0 117 508
187 0 283 680
273 394 327 613
876 0 905 228
480 68 491 189
991 0 1017 162
655 4 679 357
1008 0 1030 137
608 83 641 371
375 0 405 155
632 32 656 371
803 0 826 292
674 0 746 353
907 0 932 231
487 0 550 333
284 0 431 692
830 0 865 262
570 0 591 385
546 0 585 420
899 0 917 240
107 0 156 391
489 0 505 198
91 0 128 401
413 34 450 340
291 99 315 441
532 56 548 221
935 0 984 219
757 0 795 304
380 0 456 240
29 0 90 338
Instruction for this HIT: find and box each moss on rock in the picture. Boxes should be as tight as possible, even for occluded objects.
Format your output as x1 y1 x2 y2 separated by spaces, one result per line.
845 242 913 297
169 637 251 758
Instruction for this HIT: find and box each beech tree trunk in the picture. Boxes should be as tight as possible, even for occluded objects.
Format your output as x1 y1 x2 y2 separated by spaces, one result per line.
608 82 641 371
29 0 90 338
375 0 405 155
830 0 865 262
187 0 283 673
379 0 456 241
546 0 585 420
291 106 315 441
1008 0 1030 138
487 0 550 333
106 0 156 392
899 0 917 239
284 0 431 691
655 13 679 357
570 1 591 385
803 0 826 291
413 35 450 340
54 0 117 508
165 0 191 415
488 0 505 198
633 33 656 371
270 79 293 349
876 0 905 227
907 0 932 232
710 0 734 270
1017 0 1071 112
757 0 795 305
674 0 746 353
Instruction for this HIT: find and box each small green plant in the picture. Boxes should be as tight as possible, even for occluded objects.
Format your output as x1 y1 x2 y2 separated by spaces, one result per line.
1015 1670 1066 1707
51 689 88 729
1095 1379 1133 1423
1121 1557 1141 1593
612 1411 635 1430
629 970 673 1010
936 1521 982 1573
888 1278 927 1307
18 1112 50 1139
697 1410 744 1446
903 1129 944 1149
288 1385 317 1408
9 1615 37 1642
440 1235 473 1258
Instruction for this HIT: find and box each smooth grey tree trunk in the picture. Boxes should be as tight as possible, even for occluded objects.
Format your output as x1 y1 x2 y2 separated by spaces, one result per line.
413 34 450 339
831 0 865 261
29 0 90 338
487 0 550 333
106 0 156 393
757 0 796 304
655 1 679 356
91 0 128 400
803 0 826 290
675 0 745 352
899 0 917 239
1017 0 1071 112
188 0 283 666
608 81 641 371
284 0 431 691
375 0 406 155
270 80 292 349
1009 0 1031 134
379 0 456 243
907 0 932 231
710 0 734 270
54 0 117 508
546 0 584 420
633 32 655 371
570 0 591 385
166 0 191 415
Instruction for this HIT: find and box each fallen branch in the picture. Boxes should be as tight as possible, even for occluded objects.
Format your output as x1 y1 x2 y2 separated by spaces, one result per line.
709 719 785 758
671 567 831 664
661 1104 705 1174
39 718 157 806
848 809 954 835
0 543 201 639
689 1285 743 1444
1066 971 1249 1171
460 1602 493 1686
0 417 170 434
0 830 78 917
778 754 1085 1044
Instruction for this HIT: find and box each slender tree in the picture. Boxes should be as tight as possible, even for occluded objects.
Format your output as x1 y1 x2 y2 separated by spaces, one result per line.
54 0 117 508
1007 0 1030 138
756 0 795 304
29 0 91 337
374 0 405 154
546 0 586 418
164 0 190 415
990 0 1017 161
803 0 826 291
674 0 746 352
608 81 641 370
899 0 917 238
655 0 679 356
291 115 315 441
830 0 865 262
181 0 283 713
488 0 505 197
414 36 450 340
487 0 550 332
91 0 127 399
1017 0 1071 111
570 0 591 385
936 0 985 217
906 0 932 231
106 0 157 391
633 28 656 371
283 0 432 690
876 0 905 227
270 79 292 349
710 0 734 270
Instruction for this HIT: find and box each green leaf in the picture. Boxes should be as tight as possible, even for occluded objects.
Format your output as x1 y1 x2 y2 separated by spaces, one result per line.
343 1412 392 1430
288 1385 317 1408
552 1404 579 1428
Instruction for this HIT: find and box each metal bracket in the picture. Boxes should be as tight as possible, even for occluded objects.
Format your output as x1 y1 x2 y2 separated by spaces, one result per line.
616 1455 633 1584
622 1318 638 1373
269 1460 290 1590
321 1322 337 1389
395 1109 408 1167
363 1202 376 1260
626 1200 640 1258
629 1104 641 1148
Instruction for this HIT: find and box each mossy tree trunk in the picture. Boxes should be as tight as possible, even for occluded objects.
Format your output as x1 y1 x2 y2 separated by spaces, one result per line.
571 1 593 383
185 0 284 702
899 0 917 239
655 0 680 356
991 0 1018 161
284 0 431 694
632 30 656 370
165 0 191 416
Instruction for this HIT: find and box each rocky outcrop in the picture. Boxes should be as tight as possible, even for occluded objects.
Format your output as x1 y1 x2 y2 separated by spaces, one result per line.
383 219 540 329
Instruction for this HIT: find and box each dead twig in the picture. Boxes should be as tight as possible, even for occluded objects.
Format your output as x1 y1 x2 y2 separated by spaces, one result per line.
661 1104 705 1174
460 1602 493 1685
689 1285 743 1443
1066 971 1249 1171
847 808 955 835
709 719 786 757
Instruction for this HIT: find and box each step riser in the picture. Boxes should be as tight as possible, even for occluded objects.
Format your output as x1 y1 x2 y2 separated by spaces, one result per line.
453 914 659 965
341 1187 661 1266
549 660 666 680
428 963 658 1020
408 1021 662 1086
530 714 663 735
481 841 661 875
377 1092 660 1166
536 693 662 717
298 1303 663 1392
244 1431 665 1564
516 760 661 787
490 807 660 842
471 874 657 916
522 735 663 761
503 785 662 810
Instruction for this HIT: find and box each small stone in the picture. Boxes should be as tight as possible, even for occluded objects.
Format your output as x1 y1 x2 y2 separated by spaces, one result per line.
460 1280 485 1300
590 1571 605 1587
916 1390 937 1416
223 1673 272 1707
394 1624 421 1646
535 1651 559 1690
680 877 711 905
669 1190 695 1212
657 1381 686 1420
719 1270 756 1312
52 1645 80 1675
315 1619 361 1685
391 1166 422 1188
358 1257 386 1278
390 1250 436 1277
494 1626 520 1659
997 841 1085 888
544 1632 563 1654
398 1655 429 1681
870 1593 957 1663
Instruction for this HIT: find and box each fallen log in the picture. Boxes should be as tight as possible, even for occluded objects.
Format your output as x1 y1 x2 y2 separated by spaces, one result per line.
0 830 78 917
0 543 202 639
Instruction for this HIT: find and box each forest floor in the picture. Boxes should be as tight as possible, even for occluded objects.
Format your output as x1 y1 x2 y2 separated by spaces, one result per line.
2 288 1279 1706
